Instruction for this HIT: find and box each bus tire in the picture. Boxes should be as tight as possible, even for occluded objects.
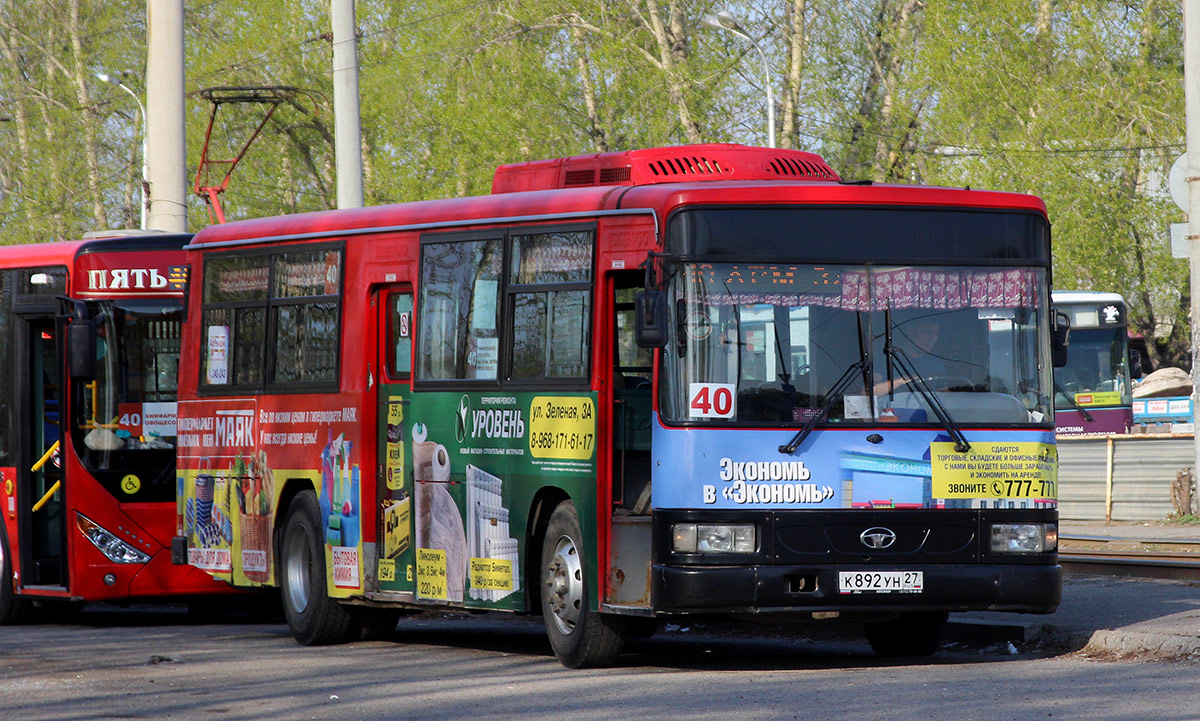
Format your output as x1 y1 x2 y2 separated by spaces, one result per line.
539 500 626 668
0 523 31 625
279 490 356 645
865 611 948 657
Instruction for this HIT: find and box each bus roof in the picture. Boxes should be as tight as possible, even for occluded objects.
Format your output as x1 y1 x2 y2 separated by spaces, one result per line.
187 145 1048 249
0 233 192 269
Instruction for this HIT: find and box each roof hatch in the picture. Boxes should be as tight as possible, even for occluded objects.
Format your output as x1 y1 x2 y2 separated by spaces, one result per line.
491 143 840 194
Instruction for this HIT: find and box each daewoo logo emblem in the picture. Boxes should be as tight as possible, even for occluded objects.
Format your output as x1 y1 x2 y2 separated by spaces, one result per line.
860 527 897 549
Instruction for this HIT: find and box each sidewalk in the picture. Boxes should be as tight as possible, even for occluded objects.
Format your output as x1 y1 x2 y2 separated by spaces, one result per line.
947 521 1200 661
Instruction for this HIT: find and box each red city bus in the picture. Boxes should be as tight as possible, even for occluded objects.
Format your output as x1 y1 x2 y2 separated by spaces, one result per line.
1 234 232 623
174 144 1063 667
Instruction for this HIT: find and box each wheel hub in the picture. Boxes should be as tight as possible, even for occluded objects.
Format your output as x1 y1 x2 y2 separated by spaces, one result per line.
546 534 583 636
284 525 311 614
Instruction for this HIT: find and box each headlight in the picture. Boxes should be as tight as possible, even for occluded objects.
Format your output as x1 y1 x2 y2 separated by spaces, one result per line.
672 523 756 554
77 514 151 564
990 522 1057 554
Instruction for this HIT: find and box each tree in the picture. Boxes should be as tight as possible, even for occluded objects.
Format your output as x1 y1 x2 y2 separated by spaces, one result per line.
0 0 1190 371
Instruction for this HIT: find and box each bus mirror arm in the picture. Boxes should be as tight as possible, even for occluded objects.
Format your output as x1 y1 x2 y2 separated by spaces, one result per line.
1052 311 1070 368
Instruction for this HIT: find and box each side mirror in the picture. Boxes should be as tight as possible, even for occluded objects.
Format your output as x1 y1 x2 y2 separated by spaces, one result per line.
1129 348 1143 379
1051 311 1070 368
634 290 668 348
67 318 97 380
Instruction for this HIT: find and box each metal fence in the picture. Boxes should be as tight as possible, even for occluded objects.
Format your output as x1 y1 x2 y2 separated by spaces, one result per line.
1057 434 1196 522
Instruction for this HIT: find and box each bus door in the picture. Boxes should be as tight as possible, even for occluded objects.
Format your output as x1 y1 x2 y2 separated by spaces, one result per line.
610 273 653 514
607 271 653 607
374 287 415 597
17 316 67 589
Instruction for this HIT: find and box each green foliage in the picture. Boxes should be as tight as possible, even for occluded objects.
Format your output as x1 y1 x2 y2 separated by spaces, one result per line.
0 0 1191 365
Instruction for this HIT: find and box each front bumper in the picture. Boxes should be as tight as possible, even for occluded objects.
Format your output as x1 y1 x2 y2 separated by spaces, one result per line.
653 562 1061 614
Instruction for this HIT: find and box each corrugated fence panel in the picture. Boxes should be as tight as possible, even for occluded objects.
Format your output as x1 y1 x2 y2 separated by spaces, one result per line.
1056 436 1192 522
1111 437 1189 521
1057 439 1110 522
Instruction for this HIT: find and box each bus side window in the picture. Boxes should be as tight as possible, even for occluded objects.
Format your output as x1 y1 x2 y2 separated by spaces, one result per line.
418 238 502 381
387 294 412 379
507 230 593 380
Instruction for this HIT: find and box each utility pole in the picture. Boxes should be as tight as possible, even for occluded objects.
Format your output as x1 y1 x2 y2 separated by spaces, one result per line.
331 0 364 208
1184 0 1200 484
146 0 187 232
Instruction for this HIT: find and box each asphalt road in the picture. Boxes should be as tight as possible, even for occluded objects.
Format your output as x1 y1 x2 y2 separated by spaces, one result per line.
2 606 1198 721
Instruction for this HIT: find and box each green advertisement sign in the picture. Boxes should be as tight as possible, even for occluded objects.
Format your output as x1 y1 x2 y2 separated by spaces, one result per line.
375 388 598 612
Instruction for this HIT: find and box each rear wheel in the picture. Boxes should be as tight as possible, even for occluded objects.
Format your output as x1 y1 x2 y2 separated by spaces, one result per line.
540 500 626 668
0 523 31 625
279 490 356 645
865 611 948 657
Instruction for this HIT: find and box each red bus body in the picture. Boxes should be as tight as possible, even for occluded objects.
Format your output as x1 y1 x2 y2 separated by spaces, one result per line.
174 144 1060 666
1 235 231 617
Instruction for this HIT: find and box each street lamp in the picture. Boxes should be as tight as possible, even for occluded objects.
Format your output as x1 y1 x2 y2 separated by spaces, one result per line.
95 71 148 229
702 10 776 148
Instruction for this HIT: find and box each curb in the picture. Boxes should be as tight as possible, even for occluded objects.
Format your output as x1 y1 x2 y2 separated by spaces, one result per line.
948 617 1200 661
1082 629 1200 662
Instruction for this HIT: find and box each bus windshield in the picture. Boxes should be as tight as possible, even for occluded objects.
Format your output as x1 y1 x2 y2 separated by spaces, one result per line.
71 299 181 497
1053 326 1130 409
660 262 1051 426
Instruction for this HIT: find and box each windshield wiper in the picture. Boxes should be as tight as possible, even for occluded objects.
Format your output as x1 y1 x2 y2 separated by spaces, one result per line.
778 360 865 455
779 313 870 455
883 307 971 453
1053 381 1094 422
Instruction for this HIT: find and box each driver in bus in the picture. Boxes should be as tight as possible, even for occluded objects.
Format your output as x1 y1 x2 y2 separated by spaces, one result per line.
875 317 946 394
904 318 946 379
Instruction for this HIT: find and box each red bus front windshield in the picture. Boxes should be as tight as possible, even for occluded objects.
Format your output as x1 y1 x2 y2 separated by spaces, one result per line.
70 299 182 502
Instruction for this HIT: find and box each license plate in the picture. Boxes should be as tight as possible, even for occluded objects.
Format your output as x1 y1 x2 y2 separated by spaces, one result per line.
838 570 923 594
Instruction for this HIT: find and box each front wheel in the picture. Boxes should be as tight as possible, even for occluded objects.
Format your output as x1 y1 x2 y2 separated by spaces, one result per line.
864 611 948 657
279 490 357 645
540 500 626 668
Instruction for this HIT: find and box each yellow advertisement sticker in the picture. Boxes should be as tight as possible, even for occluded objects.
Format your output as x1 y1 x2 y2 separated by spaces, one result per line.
470 557 514 592
387 400 404 425
416 547 448 600
383 497 411 558
930 441 1058 499
385 399 405 490
1074 391 1122 407
378 558 396 582
528 396 596 460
